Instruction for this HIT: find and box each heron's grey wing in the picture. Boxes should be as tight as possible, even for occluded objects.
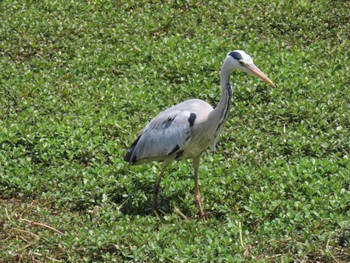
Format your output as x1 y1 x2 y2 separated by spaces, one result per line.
127 109 194 164
124 99 213 164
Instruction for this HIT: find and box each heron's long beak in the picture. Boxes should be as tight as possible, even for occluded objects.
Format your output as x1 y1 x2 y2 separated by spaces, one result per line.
247 64 275 88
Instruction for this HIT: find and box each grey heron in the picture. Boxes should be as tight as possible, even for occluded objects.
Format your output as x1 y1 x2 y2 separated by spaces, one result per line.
124 50 275 219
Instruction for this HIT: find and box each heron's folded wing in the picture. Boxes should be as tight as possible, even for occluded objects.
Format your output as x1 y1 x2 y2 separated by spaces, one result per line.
131 110 194 162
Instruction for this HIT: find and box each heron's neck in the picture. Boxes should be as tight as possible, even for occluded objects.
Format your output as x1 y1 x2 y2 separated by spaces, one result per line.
209 67 233 136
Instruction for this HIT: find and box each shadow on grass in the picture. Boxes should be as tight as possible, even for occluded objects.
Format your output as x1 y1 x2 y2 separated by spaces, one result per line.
117 190 193 217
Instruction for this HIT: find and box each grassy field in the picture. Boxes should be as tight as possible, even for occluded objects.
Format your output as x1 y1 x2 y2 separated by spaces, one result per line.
1 0 349 261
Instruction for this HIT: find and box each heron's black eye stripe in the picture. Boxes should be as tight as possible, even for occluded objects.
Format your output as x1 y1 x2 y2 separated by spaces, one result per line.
229 51 243 61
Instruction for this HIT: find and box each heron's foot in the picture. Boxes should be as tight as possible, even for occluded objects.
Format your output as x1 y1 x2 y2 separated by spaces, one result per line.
194 189 207 221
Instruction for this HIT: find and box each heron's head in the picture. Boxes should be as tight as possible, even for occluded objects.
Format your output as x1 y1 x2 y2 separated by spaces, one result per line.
224 50 275 88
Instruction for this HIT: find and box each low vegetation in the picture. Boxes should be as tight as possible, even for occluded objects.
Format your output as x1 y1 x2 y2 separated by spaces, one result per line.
1 0 349 261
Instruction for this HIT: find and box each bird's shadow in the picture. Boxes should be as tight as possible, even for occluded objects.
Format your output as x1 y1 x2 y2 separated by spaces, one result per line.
116 190 192 217
111 188 227 221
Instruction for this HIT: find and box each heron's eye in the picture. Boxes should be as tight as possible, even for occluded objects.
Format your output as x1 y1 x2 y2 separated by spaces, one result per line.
238 60 245 66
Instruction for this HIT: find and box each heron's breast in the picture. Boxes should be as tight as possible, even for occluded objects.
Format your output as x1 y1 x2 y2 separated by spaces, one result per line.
182 130 214 158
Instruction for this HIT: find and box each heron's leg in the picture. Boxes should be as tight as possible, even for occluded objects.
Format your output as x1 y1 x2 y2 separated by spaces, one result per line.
153 160 169 211
193 154 206 220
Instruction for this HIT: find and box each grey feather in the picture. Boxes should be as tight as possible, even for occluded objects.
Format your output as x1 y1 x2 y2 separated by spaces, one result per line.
126 99 213 164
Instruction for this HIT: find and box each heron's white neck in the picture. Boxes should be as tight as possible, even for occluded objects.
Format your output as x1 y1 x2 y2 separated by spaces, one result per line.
217 57 234 112
207 59 233 141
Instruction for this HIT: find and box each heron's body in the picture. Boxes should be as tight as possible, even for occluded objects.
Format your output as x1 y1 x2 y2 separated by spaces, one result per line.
126 99 213 164
124 50 275 219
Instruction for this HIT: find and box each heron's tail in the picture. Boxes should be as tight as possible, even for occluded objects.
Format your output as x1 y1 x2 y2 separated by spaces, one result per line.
123 135 141 164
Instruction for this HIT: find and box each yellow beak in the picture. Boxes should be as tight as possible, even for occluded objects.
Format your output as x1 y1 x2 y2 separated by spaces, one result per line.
247 64 275 88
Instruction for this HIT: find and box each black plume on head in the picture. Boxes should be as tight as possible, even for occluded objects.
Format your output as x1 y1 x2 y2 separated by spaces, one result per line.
229 51 243 61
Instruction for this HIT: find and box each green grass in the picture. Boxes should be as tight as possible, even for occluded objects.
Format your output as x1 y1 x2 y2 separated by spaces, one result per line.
1 0 349 261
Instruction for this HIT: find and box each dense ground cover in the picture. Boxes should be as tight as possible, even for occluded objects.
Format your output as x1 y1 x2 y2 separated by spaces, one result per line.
1 0 349 261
